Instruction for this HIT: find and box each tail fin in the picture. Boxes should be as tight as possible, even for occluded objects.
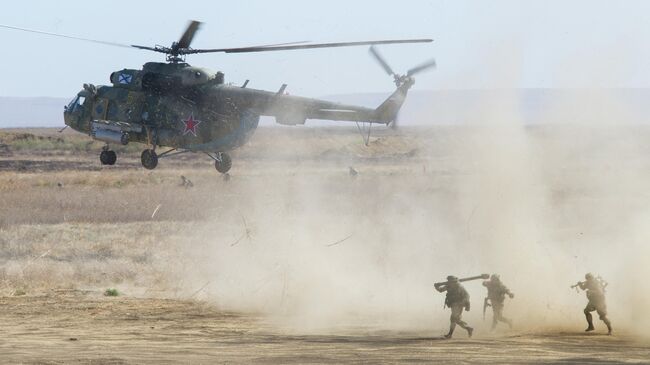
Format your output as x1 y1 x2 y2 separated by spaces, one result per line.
373 79 414 124
368 46 434 125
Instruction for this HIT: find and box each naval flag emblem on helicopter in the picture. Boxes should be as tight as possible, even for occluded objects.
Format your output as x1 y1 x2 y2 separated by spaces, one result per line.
181 114 202 136
118 73 132 84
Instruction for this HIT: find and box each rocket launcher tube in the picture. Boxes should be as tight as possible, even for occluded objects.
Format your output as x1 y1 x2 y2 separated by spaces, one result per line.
434 274 490 287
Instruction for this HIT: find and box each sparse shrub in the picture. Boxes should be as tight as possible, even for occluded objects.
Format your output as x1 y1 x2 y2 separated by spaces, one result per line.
13 289 26 296
104 288 119 297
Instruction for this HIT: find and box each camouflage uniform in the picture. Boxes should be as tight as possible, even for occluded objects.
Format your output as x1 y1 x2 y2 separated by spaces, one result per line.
482 274 514 330
435 276 473 339
578 273 612 334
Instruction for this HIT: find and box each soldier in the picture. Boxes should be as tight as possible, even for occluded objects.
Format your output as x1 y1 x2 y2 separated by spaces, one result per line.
575 273 612 335
435 275 474 339
482 274 514 330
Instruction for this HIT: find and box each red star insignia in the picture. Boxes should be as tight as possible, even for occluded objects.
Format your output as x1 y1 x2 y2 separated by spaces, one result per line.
181 114 202 137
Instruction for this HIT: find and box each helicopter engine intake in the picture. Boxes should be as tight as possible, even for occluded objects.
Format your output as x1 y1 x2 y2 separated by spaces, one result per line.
110 69 143 90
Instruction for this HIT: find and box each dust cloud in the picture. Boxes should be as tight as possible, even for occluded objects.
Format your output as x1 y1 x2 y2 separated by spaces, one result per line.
167 54 650 337
165 127 650 337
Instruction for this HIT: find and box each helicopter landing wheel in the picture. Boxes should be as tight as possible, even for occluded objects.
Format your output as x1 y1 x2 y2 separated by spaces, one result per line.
214 152 232 174
100 150 117 166
141 149 158 170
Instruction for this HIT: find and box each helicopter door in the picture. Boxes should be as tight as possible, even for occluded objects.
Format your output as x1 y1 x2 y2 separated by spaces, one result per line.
125 91 145 123
141 95 161 126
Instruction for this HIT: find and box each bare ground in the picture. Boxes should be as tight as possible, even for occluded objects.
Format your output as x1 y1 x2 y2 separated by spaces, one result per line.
1 127 650 364
1 290 648 364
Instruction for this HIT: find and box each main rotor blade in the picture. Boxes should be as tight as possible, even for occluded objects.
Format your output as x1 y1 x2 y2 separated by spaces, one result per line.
131 44 168 53
369 46 395 76
131 42 314 55
0 22 432 61
177 20 201 49
191 38 432 54
0 23 134 48
407 59 437 77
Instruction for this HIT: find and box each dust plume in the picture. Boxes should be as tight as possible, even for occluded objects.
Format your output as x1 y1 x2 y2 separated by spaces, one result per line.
166 53 650 338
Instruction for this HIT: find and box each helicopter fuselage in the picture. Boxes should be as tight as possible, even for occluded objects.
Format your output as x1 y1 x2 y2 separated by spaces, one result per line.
63 61 412 172
64 83 265 153
3 19 431 173
63 63 266 153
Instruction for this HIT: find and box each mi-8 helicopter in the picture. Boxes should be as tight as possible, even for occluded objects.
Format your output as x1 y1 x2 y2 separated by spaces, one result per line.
1 21 434 173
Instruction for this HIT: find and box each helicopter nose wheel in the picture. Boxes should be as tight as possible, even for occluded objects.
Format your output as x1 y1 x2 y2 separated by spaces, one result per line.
141 149 158 170
214 152 232 173
100 150 117 166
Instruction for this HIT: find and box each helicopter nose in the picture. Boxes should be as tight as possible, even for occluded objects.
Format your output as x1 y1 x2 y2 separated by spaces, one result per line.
63 100 75 127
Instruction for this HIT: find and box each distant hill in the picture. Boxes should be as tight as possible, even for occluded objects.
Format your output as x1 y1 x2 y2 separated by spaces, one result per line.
2 89 649 128
324 88 650 125
0 97 68 128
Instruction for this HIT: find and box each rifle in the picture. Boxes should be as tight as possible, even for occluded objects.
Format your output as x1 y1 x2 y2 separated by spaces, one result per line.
434 274 490 288
570 281 584 293
483 297 491 320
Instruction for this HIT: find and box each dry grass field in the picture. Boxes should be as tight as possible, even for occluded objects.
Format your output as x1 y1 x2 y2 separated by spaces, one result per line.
1 126 650 363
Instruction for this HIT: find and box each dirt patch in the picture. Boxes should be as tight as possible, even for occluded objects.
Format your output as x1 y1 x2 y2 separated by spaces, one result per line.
0 290 648 364
0 143 12 157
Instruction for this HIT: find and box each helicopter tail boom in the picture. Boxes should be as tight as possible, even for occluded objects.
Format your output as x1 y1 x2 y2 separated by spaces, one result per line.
255 78 414 126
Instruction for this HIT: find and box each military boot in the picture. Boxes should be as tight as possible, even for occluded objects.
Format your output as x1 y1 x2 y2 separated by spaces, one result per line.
444 323 456 339
604 318 612 335
585 312 595 332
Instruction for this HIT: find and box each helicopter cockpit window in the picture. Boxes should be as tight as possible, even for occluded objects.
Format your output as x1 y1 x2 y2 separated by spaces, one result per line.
66 96 86 112
66 96 77 111
74 96 86 112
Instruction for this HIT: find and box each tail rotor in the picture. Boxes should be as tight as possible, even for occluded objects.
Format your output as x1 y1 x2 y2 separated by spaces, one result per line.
369 46 436 127
407 59 437 77
369 46 436 87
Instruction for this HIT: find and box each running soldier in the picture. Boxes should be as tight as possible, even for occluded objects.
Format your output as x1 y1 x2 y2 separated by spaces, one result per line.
482 274 514 330
573 273 612 335
435 275 474 339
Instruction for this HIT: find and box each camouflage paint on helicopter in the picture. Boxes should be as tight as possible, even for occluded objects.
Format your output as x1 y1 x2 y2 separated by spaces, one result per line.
4 21 434 173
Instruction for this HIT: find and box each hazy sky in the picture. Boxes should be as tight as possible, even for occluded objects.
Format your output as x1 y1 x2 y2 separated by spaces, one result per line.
1 0 650 97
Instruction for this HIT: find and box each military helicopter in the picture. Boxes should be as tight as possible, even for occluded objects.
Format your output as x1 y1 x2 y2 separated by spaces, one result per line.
1 21 435 173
